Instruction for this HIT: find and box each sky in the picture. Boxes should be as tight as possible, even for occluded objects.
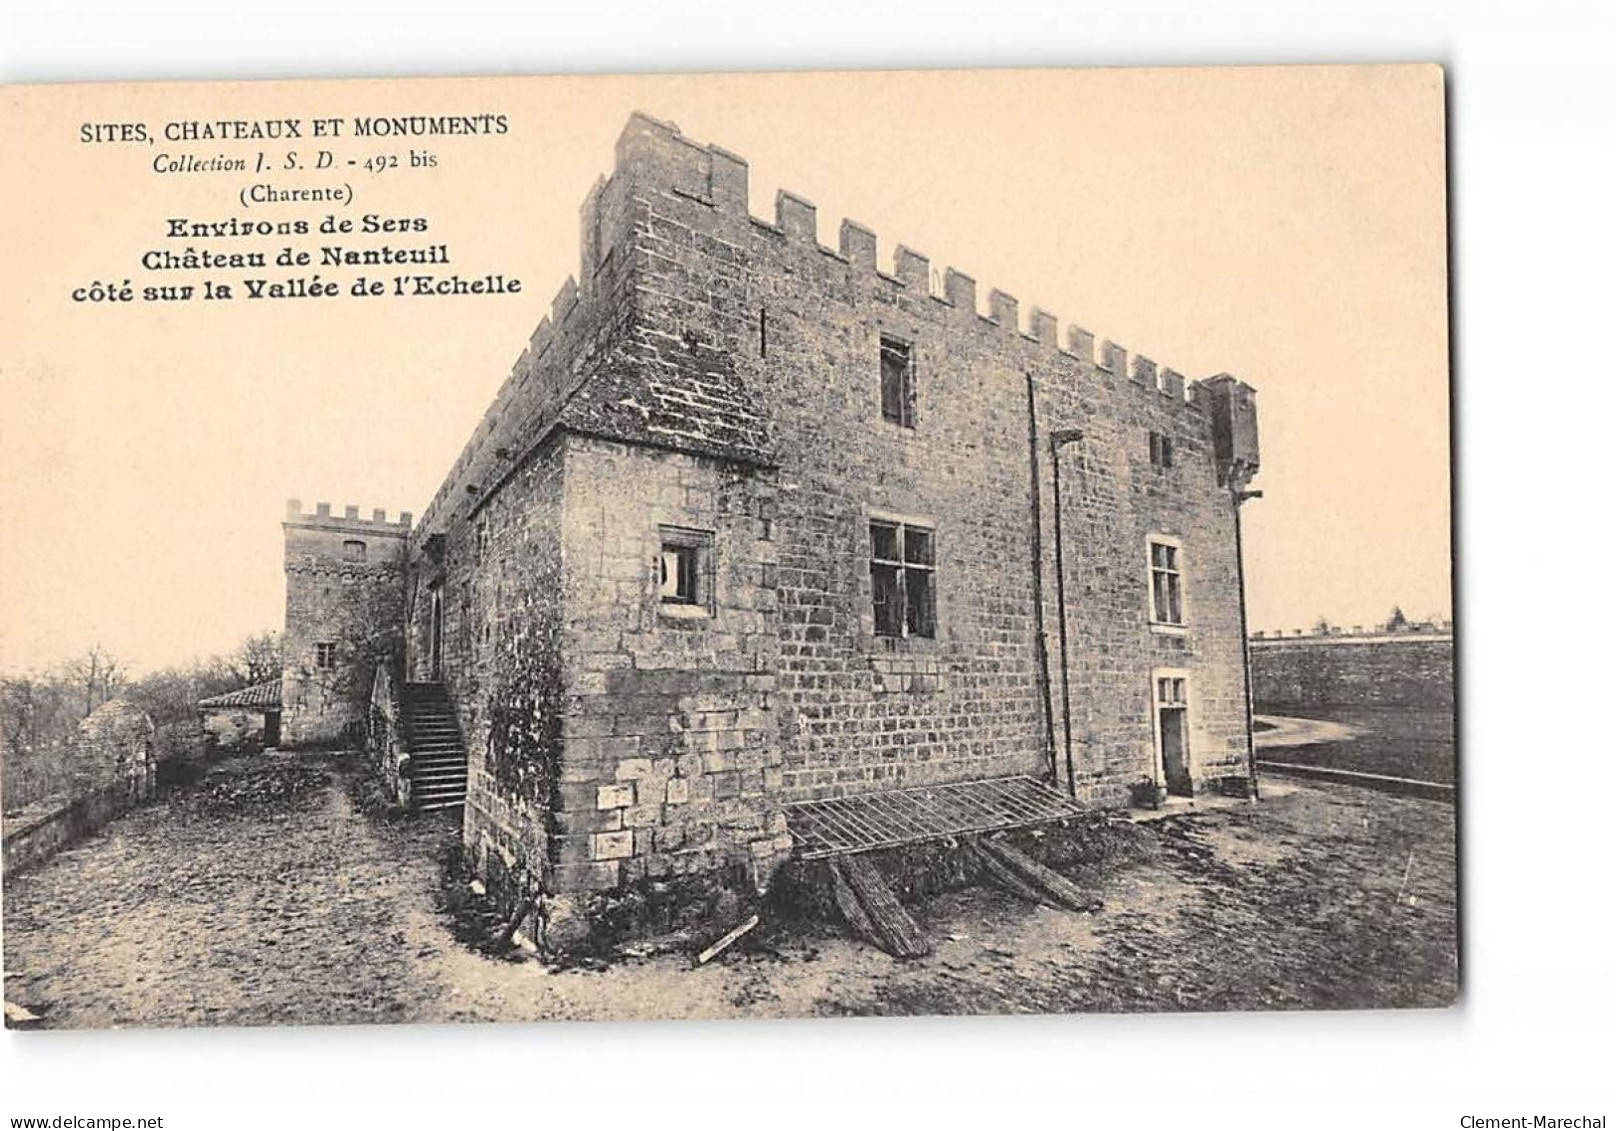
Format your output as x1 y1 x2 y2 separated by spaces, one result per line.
0 66 1450 676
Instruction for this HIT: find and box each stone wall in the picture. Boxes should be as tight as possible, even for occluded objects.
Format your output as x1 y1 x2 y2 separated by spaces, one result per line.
446 438 567 912
282 502 410 747
2 776 146 877
1250 632 1454 710
613 114 1254 808
400 149 650 918
364 662 409 805
551 436 787 902
3 700 156 876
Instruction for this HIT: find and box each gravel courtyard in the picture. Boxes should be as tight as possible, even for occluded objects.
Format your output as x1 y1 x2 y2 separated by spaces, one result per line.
2 753 1457 1029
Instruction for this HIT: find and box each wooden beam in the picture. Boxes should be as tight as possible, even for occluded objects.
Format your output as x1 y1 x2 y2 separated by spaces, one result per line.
977 837 1099 913
696 914 760 965
834 855 932 958
967 840 1050 905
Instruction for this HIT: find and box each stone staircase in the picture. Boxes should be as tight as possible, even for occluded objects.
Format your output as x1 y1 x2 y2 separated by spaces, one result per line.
403 682 467 811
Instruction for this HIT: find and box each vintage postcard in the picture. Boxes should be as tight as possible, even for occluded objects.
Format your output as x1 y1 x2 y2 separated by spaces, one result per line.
0 66 1453 1029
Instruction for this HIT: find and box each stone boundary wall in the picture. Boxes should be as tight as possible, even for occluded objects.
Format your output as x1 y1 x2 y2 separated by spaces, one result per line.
365 663 410 806
1250 632 1454 710
2 766 151 877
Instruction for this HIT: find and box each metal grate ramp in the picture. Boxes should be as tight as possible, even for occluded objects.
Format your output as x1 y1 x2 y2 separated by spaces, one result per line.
786 775 1087 860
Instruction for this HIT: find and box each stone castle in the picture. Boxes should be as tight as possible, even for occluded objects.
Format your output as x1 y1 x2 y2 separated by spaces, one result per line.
277 113 1262 945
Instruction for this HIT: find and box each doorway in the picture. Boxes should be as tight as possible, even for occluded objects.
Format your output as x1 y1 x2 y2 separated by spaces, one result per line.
429 588 444 681
263 710 281 748
1155 674 1193 797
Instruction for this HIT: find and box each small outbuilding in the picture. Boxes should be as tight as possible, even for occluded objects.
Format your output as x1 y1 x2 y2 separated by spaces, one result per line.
198 679 283 751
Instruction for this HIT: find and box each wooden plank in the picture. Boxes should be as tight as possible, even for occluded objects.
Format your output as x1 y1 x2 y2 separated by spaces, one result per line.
4 1001 42 1029
696 914 760 965
978 837 1098 913
838 855 932 959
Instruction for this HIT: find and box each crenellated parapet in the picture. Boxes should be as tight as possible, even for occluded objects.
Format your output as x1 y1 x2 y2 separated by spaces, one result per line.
416 111 1260 542
284 498 412 535
412 259 599 539
413 125 652 541
614 111 751 216
283 499 410 579
604 113 1244 421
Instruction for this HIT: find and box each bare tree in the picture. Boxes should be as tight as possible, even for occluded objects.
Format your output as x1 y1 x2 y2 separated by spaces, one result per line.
62 645 126 719
231 631 283 686
0 672 73 756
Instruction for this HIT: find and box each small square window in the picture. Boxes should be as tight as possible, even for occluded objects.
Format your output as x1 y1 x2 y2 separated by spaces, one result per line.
343 539 367 561
315 642 337 670
880 336 916 428
658 527 713 614
660 544 699 604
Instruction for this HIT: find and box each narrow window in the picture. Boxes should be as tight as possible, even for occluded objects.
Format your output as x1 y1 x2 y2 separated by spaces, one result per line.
870 522 903 637
342 539 367 561
658 526 713 612
1149 432 1174 468
879 336 916 428
759 307 768 358
871 520 936 638
1149 540 1184 626
315 642 337 670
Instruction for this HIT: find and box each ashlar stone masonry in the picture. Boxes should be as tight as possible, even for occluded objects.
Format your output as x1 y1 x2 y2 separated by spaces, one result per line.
286 113 1262 946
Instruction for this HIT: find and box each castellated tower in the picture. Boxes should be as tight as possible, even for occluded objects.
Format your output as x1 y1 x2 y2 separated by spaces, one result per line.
281 500 411 747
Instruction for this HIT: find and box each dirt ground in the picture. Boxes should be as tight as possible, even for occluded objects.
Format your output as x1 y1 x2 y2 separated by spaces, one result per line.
1255 704 1456 783
1 753 1457 1029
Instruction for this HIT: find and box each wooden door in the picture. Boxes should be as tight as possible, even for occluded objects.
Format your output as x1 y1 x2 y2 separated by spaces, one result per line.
1156 675 1193 797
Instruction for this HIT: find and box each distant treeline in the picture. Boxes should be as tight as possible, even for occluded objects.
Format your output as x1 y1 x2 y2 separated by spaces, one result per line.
1 632 280 811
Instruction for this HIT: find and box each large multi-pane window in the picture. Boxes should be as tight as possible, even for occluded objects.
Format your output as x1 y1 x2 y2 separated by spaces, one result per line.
1149 539 1184 626
879 336 916 428
870 520 935 638
315 642 337 670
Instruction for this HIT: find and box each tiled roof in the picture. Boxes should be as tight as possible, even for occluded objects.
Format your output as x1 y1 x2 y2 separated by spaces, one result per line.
197 679 282 710
556 343 773 467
